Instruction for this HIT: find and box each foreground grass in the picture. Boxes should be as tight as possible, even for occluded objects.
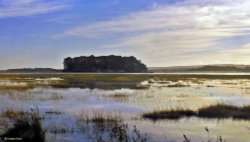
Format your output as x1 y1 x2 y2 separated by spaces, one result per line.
143 104 250 121
0 109 44 142
76 112 148 142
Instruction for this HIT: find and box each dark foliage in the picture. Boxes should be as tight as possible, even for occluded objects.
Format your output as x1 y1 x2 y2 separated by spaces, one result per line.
2 68 60 73
198 104 250 119
143 110 196 121
143 104 250 120
0 110 44 142
63 55 148 73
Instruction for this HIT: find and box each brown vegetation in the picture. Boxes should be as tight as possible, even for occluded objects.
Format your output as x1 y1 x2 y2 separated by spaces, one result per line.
0 109 44 142
143 104 250 120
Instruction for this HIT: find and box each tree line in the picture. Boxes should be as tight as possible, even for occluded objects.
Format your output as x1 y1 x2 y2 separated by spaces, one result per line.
63 55 148 73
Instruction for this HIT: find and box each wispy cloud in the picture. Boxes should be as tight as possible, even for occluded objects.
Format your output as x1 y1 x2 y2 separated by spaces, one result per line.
57 0 250 37
217 43 250 60
0 0 69 18
56 0 250 66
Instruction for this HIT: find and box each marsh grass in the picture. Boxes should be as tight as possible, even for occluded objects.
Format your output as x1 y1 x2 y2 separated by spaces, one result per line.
7 91 64 102
91 112 122 124
76 111 148 142
0 85 34 91
48 123 74 134
143 104 250 120
77 111 122 127
182 127 226 142
1 74 250 90
0 73 250 90
143 109 196 120
45 110 62 115
135 84 150 89
103 93 130 102
111 93 128 98
0 108 44 142
198 104 250 119
2 74 250 82
206 85 215 87
166 83 190 87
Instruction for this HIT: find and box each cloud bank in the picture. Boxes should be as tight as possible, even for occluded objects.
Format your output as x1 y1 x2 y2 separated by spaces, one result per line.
0 0 69 18
57 0 250 66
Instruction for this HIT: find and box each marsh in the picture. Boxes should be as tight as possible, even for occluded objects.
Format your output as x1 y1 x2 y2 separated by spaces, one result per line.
0 74 250 141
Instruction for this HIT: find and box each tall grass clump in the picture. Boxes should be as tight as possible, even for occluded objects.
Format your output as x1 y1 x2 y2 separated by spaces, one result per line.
143 109 196 121
0 108 44 142
197 104 250 119
76 111 148 142
143 104 250 120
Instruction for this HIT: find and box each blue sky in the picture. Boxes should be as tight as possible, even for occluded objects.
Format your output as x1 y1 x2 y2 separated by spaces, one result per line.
0 0 250 69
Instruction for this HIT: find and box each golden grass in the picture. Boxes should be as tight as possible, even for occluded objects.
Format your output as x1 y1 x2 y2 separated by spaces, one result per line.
0 85 34 91
0 73 250 90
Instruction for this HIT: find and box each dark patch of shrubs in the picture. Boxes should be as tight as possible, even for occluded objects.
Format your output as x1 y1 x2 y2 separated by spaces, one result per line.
143 104 250 120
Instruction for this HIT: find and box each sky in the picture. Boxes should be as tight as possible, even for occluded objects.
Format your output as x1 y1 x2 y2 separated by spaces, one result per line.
1 0 250 69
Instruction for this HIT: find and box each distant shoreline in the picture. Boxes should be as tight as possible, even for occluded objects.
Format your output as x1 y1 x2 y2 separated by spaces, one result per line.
3 64 250 74
1 72 250 75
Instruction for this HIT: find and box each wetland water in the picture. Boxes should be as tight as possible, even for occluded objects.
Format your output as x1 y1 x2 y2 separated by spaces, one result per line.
0 73 250 142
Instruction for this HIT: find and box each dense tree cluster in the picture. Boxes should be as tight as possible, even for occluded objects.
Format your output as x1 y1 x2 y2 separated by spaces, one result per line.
63 55 148 72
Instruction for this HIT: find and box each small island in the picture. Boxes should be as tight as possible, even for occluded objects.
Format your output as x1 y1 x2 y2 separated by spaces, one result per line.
63 55 148 73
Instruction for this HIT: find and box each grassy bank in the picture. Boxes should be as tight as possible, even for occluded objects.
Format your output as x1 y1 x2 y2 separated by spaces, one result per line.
2 73 250 81
1 73 250 90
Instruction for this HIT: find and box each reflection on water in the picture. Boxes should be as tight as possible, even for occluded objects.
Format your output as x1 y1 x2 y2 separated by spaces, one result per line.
1 76 250 141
